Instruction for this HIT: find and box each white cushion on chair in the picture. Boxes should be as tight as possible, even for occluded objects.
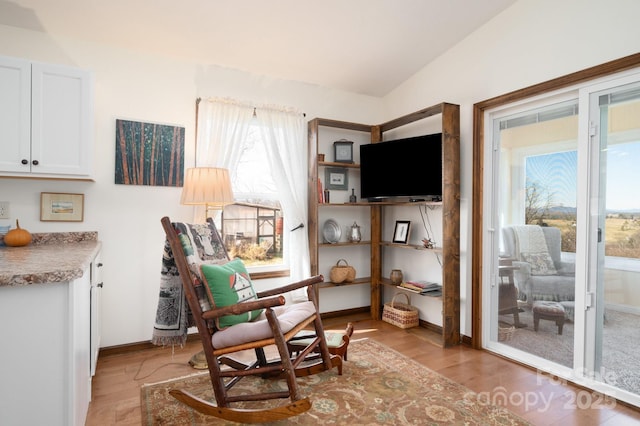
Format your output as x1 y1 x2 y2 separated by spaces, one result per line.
211 301 317 349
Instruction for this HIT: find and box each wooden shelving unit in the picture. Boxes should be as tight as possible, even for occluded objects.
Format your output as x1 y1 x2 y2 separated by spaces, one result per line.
308 102 460 346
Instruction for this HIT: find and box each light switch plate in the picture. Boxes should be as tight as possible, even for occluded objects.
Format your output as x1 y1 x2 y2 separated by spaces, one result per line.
0 201 10 219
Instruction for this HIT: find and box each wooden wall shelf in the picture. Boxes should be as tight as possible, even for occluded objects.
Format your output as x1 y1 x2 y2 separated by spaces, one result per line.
308 102 460 347
319 241 371 247
317 277 371 289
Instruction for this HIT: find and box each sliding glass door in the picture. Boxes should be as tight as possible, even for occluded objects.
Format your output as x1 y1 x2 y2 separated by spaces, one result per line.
487 96 579 370
483 70 640 408
584 80 640 399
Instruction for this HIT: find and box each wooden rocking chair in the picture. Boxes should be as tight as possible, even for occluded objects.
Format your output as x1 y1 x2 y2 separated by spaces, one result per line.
161 216 341 423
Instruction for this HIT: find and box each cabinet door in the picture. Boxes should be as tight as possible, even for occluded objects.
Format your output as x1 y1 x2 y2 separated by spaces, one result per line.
31 62 93 176
0 56 31 172
70 271 92 426
90 251 103 376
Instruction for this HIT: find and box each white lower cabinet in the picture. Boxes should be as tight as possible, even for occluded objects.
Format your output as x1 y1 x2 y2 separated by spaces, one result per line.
0 254 101 425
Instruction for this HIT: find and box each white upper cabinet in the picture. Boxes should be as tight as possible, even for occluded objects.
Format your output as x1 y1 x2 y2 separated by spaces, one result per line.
0 56 30 173
0 56 93 179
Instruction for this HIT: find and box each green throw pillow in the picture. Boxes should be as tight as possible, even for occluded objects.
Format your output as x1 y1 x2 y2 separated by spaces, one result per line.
200 259 263 329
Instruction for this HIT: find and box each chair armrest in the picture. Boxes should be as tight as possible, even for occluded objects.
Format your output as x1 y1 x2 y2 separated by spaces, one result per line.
511 261 531 276
201 295 286 320
557 261 575 275
510 261 531 293
256 275 324 298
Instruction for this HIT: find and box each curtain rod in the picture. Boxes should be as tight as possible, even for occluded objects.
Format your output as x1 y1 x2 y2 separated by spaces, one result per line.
196 97 305 117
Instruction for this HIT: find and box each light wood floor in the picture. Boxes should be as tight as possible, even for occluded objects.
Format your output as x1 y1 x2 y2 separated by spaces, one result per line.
86 313 640 425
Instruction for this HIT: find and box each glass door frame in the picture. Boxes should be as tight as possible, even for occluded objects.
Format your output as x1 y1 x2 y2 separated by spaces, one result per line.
581 75 640 398
481 89 582 374
472 54 640 408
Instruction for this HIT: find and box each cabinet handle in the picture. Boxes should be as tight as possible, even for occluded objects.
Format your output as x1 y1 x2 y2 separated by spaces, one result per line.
97 282 104 288
21 159 28 165
32 160 39 165
97 263 103 267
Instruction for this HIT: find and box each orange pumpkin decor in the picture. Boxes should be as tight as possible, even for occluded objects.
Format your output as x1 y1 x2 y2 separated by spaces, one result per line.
4 219 32 247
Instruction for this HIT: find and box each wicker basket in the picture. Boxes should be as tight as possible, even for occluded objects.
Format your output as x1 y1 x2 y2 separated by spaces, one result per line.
382 293 419 329
498 321 516 341
329 259 356 284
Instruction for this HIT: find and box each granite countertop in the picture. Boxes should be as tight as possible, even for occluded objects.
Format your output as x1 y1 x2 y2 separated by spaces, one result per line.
0 232 101 287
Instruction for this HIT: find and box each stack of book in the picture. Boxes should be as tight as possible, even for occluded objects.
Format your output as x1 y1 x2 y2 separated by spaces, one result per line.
398 280 442 296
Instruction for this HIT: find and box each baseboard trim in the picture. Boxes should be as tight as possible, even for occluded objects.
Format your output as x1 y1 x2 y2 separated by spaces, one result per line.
320 306 370 319
99 307 469 357
419 318 442 334
99 308 371 357
99 333 201 358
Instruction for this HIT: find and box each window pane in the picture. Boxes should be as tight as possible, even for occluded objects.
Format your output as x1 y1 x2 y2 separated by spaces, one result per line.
495 99 578 369
525 150 577 253
604 141 640 259
223 203 282 267
223 123 284 268
233 125 278 197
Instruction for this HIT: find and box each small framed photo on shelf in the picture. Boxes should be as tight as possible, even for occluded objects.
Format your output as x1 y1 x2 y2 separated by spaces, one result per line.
325 167 348 190
333 139 354 163
393 220 411 244
40 192 85 222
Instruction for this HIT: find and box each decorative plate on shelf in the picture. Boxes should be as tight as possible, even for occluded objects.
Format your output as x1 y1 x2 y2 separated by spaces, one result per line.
322 219 341 243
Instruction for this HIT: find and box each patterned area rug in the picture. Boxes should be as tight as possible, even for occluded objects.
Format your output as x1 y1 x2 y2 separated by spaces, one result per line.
140 339 530 425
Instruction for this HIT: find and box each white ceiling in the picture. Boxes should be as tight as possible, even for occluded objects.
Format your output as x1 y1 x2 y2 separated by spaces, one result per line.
1 0 516 97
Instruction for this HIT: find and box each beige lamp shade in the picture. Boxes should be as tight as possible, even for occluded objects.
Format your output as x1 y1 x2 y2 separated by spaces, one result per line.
180 167 234 208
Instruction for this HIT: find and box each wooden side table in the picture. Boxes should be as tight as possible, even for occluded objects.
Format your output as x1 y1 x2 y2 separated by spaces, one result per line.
498 258 526 328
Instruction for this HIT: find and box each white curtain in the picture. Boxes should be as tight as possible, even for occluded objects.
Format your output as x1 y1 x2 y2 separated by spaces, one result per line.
196 97 311 293
195 98 253 170
254 105 310 282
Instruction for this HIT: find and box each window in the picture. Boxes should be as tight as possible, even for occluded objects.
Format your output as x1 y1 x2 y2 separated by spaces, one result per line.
524 150 577 253
497 96 640 260
222 121 284 268
497 98 579 252
195 98 309 280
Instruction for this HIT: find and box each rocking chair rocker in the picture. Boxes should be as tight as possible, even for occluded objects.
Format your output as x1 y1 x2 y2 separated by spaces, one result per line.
160 216 341 423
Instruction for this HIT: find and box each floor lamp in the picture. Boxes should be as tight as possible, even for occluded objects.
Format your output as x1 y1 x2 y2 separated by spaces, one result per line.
180 167 234 369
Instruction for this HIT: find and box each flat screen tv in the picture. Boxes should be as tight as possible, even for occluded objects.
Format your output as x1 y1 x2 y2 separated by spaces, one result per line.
360 133 442 201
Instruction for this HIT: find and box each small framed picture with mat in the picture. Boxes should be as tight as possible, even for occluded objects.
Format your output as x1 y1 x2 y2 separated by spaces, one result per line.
392 220 411 244
325 167 348 190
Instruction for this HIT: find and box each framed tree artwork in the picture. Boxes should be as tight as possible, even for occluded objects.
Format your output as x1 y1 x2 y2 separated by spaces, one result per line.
115 119 185 186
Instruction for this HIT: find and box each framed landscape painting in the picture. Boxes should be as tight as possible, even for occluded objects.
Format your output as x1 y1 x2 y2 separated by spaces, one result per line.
40 192 84 222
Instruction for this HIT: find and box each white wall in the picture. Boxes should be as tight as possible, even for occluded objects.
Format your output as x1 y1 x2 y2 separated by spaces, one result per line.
382 0 640 335
0 24 383 347
2 0 640 347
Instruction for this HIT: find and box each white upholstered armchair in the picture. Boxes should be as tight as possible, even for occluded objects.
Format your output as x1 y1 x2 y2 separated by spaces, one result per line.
502 225 575 305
